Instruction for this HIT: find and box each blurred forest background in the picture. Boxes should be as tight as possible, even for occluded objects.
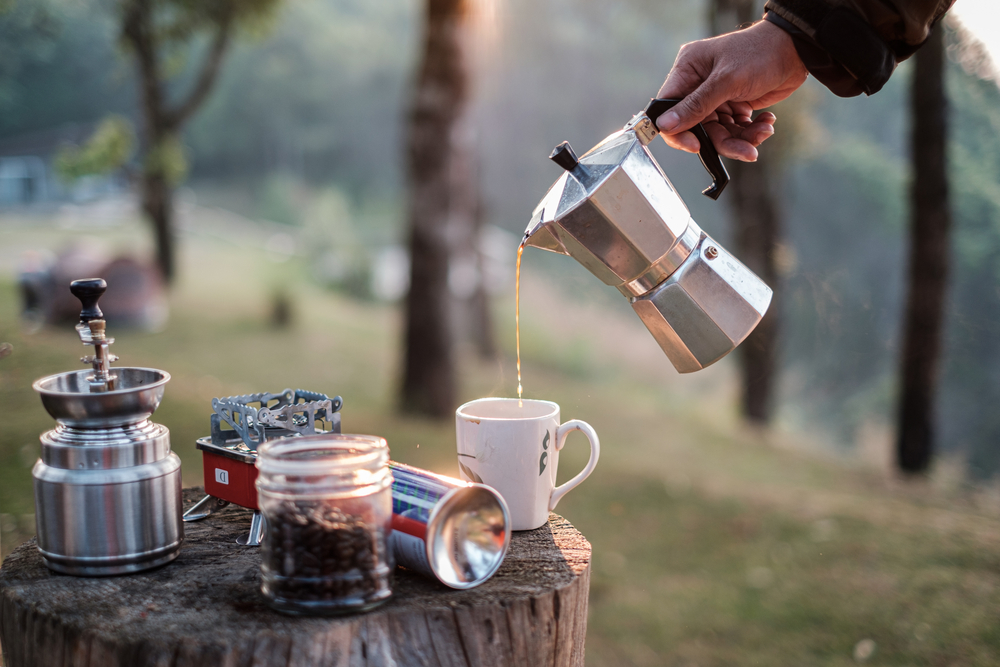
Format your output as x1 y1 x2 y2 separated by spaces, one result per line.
3 0 1000 664
3 0 996 471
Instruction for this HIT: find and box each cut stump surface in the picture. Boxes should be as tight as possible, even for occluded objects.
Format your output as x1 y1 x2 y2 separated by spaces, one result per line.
0 487 591 667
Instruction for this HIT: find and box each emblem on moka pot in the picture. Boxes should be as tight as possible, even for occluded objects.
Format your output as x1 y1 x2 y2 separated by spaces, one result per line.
524 99 773 372
31 279 183 575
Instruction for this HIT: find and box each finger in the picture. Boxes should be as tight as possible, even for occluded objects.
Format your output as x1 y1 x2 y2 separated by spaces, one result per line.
655 75 733 135
716 113 737 129
729 101 754 118
660 129 701 154
656 42 709 99
656 42 734 133
740 121 774 146
720 137 760 162
704 121 759 162
705 103 775 128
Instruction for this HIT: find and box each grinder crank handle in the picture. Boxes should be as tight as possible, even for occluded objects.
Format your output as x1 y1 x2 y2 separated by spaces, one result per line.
644 98 729 200
70 278 107 323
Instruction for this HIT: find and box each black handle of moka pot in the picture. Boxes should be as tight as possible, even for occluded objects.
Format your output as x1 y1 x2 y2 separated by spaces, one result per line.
644 98 729 200
70 278 107 323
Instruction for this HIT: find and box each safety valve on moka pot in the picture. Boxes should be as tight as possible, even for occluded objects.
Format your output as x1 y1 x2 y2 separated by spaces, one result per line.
31 278 183 575
523 99 773 373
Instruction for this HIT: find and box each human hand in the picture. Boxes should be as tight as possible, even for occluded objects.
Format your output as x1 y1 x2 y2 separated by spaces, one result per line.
656 19 808 162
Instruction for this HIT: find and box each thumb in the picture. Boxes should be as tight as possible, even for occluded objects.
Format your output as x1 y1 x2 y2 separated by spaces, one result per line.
655 76 729 134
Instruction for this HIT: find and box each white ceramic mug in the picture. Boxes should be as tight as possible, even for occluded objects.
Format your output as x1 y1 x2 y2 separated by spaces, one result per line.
455 398 600 531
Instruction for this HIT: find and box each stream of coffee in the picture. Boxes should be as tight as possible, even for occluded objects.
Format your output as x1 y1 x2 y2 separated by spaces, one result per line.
516 239 525 407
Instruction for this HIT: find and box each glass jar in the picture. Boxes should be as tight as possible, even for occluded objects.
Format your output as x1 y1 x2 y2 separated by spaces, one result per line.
256 433 393 615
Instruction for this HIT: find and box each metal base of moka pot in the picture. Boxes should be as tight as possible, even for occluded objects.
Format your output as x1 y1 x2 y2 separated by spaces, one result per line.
629 230 773 373
31 280 183 576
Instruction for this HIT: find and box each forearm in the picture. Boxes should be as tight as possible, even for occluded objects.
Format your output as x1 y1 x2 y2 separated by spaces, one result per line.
764 0 955 97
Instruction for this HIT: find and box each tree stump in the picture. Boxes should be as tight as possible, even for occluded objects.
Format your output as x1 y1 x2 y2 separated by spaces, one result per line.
0 488 591 667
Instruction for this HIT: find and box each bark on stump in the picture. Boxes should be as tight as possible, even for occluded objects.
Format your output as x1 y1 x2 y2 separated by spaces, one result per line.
0 487 591 667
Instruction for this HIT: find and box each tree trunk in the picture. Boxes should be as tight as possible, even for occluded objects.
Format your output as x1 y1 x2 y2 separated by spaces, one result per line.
141 169 175 284
121 0 233 286
709 0 784 424
897 26 951 474
400 0 471 417
469 201 498 360
0 487 592 667
729 158 782 422
449 102 497 360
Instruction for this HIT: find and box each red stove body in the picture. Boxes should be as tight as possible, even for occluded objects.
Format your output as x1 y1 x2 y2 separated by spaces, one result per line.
198 437 260 510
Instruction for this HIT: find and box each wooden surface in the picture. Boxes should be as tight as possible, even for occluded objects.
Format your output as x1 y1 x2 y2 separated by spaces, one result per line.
0 487 591 667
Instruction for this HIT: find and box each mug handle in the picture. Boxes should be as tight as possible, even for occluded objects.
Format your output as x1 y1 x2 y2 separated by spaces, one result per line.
548 420 600 511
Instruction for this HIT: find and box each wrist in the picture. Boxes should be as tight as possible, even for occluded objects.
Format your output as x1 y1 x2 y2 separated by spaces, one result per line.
754 17 807 79
763 2 893 96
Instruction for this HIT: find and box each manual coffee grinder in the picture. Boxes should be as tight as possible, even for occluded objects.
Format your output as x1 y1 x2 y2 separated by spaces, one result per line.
31 278 183 575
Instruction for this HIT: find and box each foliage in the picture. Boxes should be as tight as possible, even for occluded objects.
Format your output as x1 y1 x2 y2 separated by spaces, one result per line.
939 62 1000 478
777 74 911 442
54 114 135 182
0 0 130 136
112 0 282 143
255 172 305 226
779 31 1000 476
142 133 187 185
129 0 277 43
114 0 279 67
184 0 417 194
0 0 60 116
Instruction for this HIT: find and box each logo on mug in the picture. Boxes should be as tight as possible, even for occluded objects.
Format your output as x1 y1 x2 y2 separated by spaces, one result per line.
539 430 550 476
458 456 484 484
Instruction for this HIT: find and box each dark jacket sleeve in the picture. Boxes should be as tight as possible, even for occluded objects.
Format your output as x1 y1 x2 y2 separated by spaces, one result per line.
763 0 955 96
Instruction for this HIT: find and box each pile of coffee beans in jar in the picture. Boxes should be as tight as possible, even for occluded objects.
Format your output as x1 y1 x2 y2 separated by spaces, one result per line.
261 498 392 608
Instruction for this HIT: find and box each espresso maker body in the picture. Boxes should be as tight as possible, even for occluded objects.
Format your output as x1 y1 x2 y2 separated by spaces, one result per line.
523 99 772 373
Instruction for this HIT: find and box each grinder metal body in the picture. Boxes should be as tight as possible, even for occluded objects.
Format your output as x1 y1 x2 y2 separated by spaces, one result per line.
31 279 182 576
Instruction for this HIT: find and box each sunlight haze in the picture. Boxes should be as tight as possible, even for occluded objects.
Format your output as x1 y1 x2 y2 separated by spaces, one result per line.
952 0 1000 75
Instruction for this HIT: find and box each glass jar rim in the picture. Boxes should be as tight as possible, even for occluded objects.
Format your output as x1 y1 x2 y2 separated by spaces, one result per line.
256 433 388 475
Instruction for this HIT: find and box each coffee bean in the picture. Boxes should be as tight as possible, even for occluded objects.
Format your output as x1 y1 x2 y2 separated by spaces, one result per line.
261 498 391 609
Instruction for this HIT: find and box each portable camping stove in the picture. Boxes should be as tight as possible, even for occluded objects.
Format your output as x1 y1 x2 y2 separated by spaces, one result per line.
182 388 342 545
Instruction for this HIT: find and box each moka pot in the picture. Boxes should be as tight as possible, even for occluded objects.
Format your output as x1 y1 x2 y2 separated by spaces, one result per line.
523 99 773 373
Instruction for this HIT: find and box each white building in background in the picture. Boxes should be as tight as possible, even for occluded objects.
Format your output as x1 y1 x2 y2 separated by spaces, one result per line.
0 122 128 207
0 156 50 205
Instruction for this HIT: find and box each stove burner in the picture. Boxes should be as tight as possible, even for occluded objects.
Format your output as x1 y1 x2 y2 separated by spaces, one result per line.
184 388 343 546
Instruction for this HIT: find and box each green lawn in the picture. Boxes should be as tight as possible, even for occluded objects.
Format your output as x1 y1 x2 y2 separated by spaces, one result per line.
2 209 999 665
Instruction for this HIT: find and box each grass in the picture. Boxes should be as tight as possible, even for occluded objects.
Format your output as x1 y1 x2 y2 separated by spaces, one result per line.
575 473 1000 666
2 206 1000 665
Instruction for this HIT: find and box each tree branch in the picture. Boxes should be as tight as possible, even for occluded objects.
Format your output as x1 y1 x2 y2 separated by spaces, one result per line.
163 14 233 131
121 0 166 141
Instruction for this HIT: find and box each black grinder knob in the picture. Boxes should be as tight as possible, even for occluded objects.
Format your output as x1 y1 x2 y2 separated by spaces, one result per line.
70 278 107 323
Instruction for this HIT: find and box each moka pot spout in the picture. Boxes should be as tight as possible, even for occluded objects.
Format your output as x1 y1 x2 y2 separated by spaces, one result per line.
521 142 584 257
522 224 568 255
